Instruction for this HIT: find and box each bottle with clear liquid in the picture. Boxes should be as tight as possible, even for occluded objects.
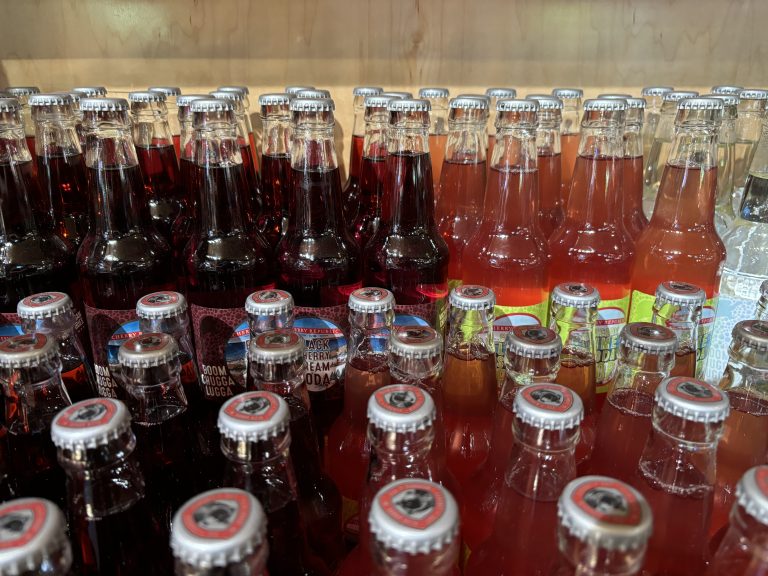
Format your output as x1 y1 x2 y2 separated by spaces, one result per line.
651 281 706 377
733 89 768 208
552 88 583 206
258 92 292 246
418 87 450 196
6 86 40 166
147 86 182 157
709 93 740 235
485 87 517 162
641 86 674 162
527 95 565 237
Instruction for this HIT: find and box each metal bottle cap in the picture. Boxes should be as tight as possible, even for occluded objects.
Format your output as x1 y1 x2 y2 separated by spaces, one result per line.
289 97 334 112
641 86 674 97
51 398 132 450
118 333 179 368
248 330 304 364
449 285 496 311
486 87 517 98
17 292 73 320
171 488 267 567
711 85 744 96
601 95 647 109
218 86 250 95
71 86 107 97
245 289 294 317
28 93 74 107
449 96 489 110
176 94 209 108
149 86 182 96
498 98 540 112
621 323 678 354
367 384 436 433
505 326 562 360
65 91 81 104
598 93 633 99
218 391 290 442
552 88 584 99
389 326 443 359
190 98 235 113
736 466 768 525
0 334 57 368
732 320 768 351
551 283 601 309
365 95 400 110
209 90 245 103
136 291 188 320
296 89 332 99
739 89 768 100
662 90 699 103
380 91 412 99
558 476 653 550
258 93 292 107
388 98 431 113
353 86 384 97
0 498 70 574
0 98 20 113
677 97 724 111
583 98 627 111
513 383 584 430
526 95 562 110
418 87 450 98
655 377 730 423
369 479 459 554
705 93 740 108
655 281 707 307
79 97 128 112
348 287 395 314
284 85 315 96
6 86 41 97
128 90 166 103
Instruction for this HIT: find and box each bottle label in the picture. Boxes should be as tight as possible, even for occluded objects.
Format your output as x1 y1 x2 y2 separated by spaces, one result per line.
84 304 141 399
705 291 756 383
190 304 249 401
492 302 548 383
596 296 630 388
0 313 23 340
394 298 447 332
294 305 349 393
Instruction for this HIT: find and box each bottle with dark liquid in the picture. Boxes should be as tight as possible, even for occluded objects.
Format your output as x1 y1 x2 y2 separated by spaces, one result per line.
6 86 40 168
171 487 269 576
246 288 295 337
66 90 86 148
78 97 174 399
733 89 768 204
128 90 184 246
551 88 583 206
418 87 450 197
651 280 705 377
641 86 673 161
248 329 345 569
51 397 171 575
147 86 182 157
217 85 261 164
218 390 331 576
527 94 565 237
277 97 361 438
327 287 395 544
485 87 517 162
30 92 90 247
590 322 676 483
364 98 449 330
17 291 96 402
258 92 292 246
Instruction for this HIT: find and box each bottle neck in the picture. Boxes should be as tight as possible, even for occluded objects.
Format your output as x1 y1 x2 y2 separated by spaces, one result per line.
175 548 268 576
247 313 293 338
720 340 768 392
291 122 338 171
118 362 187 425
444 116 487 164
1 364 70 436
261 112 291 157
251 362 311 411
388 356 443 388
372 540 458 576
132 106 174 148
33 110 82 157
363 116 389 161
737 100 765 143
624 120 643 158
608 348 674 402
740 121 768 223
20 312 77 341
536 113 562 155
446 308 494 354
550 304 598 360
557 531 647 576
505 356 560 388
651 304 700 353
348 310 393 358
561 99 581 135
367 425 435 479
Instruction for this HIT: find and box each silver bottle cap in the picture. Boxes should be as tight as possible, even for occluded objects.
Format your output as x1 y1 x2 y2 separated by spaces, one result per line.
598 93 633 98
136 291 188 320
552 88 583 99
732 320 768 351
486 87 517 98
348 287 396 314
449 96 489 110
17 292 73 320
71 86 107 97
248 330 304 364
655 281 706 307
711 85 744 96
369 479 459 554
498 98 539 112
171 488 267 568
367 384 436 433
0 334 57 368
190 98 234 113
380 91 413 99
655 377 730 423
678 97 724 111
551 283 601 309
736 466 768 526
284 85 315 96
705 93 740 108
0 498 71 574
51 398 132 450
6 86 40 97
365 95 400 110
245 289 294 317
295 89 332 99
65 91 81 104
602 95 647 109
353 86 384 97
149 86 182 96
505 326 562 360
513 383 584 430
118 333 179 368
79 97 128 112
449 285 496 311
28 93 74 107
0 98 20 113
641 86 674 97
526 95 562 110
176 94 209 108
209 90 245 103
739 89 768 100
390 326 442 360
128 90 166 103
662 90 699 102
418 87 450 98
558 476 653 551
218 391 290 443
583 98 626 111
621 323 678 354
290 97 335 112
258 93 292 107
388 98 431 113
218 86 250 95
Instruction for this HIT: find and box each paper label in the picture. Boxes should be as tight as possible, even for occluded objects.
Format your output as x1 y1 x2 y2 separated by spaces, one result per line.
294 305 349 393
84 304 140 398
492 302 548 383
595 296 630 387
394 299 446 332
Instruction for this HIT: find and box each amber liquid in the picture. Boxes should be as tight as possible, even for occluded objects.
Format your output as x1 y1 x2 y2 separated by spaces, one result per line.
135 144 184 245
37 151 89 247
560 133 580 205
259 153 290 247
671 347 697 378
538 152 565 238
622 155 649 241
343 134 365 227
558 355 597 467
351 156 387 250
430 133 448 199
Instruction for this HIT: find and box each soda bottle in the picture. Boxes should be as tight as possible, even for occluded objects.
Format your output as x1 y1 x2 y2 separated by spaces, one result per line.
277 98 361 436
0 498 73 575
0 333 69 507
350 94 398 249
368 479 460 576
326 287 395 543
30 92 89 247
436 96 488 287
248 329 345 568
147 86 182 157
551 476 653 576
461 325 561 557
128 90 185 246
551 88 583 205
418 87 450 195
712 85 745 96
296 89 332 99
650 281 706 377
711 321 768 537
245 288 295 336
629 97 725 379
484 87 517 162
17 291 96 401
78 97 174 399
0 96 78 338
6 86 40 166
465 383 583 573
733 89 768 208
218 391 331 575
589 322 677 483
171 488 268 576
217 85 260 165
708 93 740 235
65 90 87 148
258 92 292 246
342 86 384 227
549 96 635 387
641 86 673 161
636 376 729 575
285 85 315 96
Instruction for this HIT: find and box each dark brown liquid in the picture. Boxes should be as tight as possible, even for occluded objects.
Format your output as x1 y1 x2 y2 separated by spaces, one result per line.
351 156 387 250
343 134 365 227
259 153 290 247
6 430 66 509
135 144 184 245
37 152 89 247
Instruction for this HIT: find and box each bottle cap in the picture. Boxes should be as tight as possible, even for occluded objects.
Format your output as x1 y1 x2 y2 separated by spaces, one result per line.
736 466 768 526
0 334 57 368
353 86 384 97
449 96 489 110
217 86 250 95
558 476 653 551
28 93 74 107
655 281 706 307
662 90 699 103
455 93 491 103
128 90 166 103
739 89 768 100
295 89 332 99
176 94 209 108
284 85 315 96
65 91 81 104
190 98 234 113
655 377 730 423
705 93 740 108
369 479 459 554
51 398 132 450
732 320 768 351
526 95 562 110
621 323 678 354
79 97 129 112
136 291 188 320
367 384 436 433
258 93 292 107
380 91 413 99
149 86 182 96
551 283 601 309
248 330 304 364
505 326 562 360
6 86 41 97
0 498 70 574
641 86 674 96
245 289 294 317
390 326 442 360
418 87 450 99
678 97 724 111
602 95 647 109
583 98 626 111
171 488 267 568
498 98 540 112
17 292 73 320
118 333 179 368
0 98 20 113
209 90 245 103
348 287 396 314
711 85 744 96
598 93 633 99
486 87 517 98
289 97 335 112
365 95 400 110
552 88 584 99
513 383 584 430
71 86 107 97
449 285 496 311
388 98 431 113
218 391 290 443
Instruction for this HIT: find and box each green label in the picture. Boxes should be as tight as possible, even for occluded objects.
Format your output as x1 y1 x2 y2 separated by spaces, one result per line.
493 301 548 385
595 296 630 390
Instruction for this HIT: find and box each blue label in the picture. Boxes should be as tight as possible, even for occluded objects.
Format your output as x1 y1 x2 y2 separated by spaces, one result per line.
0 324 23 340
226 320 250 387
294 316 347 392
393 314 431 328
106 320 142 368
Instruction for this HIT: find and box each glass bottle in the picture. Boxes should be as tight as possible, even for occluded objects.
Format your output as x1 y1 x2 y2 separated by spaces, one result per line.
650 280 706 377
551 88 583 205
733 89 768 208
759 280 768 321
589 322 677 483
636 376 730 574
418 87 450 195
465 383 584 573
285 85 316 96
51 397 171 575
364 98 449 330
527 94 565 237
641 86 673 162
485 87 517 161
6 86 40 164
245 288 295 337
147 86 182 157
217 85 260 168
258 92 292 246
708 93 740 235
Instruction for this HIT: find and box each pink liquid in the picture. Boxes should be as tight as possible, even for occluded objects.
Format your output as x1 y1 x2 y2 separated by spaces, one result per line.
622 155 648 241
538 152 565 238
430 133 448 200
560 133 580 205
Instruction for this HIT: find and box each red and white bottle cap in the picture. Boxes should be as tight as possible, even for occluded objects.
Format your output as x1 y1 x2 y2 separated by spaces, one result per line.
218 391 290 443
367 384 436 434
655 377 730 423
51 398 131 451
513 383 584 431
0 498 71 574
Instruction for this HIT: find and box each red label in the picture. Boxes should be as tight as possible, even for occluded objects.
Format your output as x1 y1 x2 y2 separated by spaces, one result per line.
379 480 446 530
57 399 117 428
0 500 47 549
182 491 251 540
666 377 723 403
224 392 280 422
84 304 139 399
572 479 642 526
522 385 574 413
375 386 426 414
